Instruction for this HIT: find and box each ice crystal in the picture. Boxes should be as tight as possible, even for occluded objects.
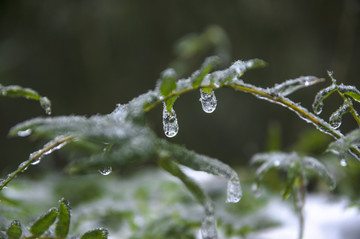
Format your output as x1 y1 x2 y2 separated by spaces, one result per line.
200 89 217 113
162 103 179 138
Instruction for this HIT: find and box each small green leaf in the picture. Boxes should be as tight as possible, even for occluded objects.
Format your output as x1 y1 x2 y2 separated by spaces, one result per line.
165 96 179 114
201 87 214 95
282 175 296 200
158 68 177 97
80 228 109 239
55 199 71 239
1 85 40 99
344 91 360 103
6 220 22 239
0 84 52 115
191 56 220 87
30 207 58 237
245 59 267 70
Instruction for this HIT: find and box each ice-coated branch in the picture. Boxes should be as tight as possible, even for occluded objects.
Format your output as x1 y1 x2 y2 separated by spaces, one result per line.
157 157 217 239
160 140 242 203
0 135 72 191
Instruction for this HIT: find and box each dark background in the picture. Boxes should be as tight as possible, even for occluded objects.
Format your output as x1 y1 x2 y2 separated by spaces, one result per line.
1 0 359 173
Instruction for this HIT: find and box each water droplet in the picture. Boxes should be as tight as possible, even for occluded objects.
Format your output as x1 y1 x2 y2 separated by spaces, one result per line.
19 161 29 172
312 84 337 115
0 179 6 188
330 118 342 129
226 179 242 203
313 101 324 115
340 158 348 167
162 103 179 138
31 157 42 165
40 97 52 115
17 129 32 137
273 160 281 167
200 89 217 113
329 103 350 129
99 166 112 176
201 215 217 239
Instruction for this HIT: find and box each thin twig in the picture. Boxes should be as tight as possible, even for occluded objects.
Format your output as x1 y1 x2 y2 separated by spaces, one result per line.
0 136 73 191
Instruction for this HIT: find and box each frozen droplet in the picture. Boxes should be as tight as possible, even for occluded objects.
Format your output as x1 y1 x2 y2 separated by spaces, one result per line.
17 129 32 137
30 156 42 165
162 103 179 138
40 97 52 115
42 136 69 155
330 116 342 129
313 101 324 115
0 179 6 188
312 84 337 115
201 215 217 239
226 179 242 203
200 89 217 113
19 161 29 172
27 136 70 168
99 166 112 176
329 103 350 129
340 158 348 167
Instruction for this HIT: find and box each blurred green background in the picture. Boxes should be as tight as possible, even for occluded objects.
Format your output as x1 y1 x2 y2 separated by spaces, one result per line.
1 0 359 172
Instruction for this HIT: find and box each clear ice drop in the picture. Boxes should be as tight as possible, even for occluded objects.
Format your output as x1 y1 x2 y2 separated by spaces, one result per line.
340 158 348 167
200 89 217 113
201 215 217 239
226 179 242 203
17 129 32 137
99 166 112 176
329 103 350 129
162 103 179 138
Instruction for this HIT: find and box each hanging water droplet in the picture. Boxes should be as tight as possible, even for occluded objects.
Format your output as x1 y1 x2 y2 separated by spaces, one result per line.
226 179 242 203
19 161 29 172
313 101 324 115
312 84 337 115
31 156 42 165
162 103 179 138
340 158 348 167
98 166 112 176
0 179 6 189
273 160 281 167
17 129 32 137
329 103 350 129
40 97 52 115
330 117 342 129
201 215 217 239
200 89 217 113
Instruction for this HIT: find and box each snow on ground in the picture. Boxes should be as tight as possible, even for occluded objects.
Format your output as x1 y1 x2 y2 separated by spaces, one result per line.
249 194 360 239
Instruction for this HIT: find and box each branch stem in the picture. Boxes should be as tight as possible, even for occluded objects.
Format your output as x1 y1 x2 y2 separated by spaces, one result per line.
0 136 73 191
